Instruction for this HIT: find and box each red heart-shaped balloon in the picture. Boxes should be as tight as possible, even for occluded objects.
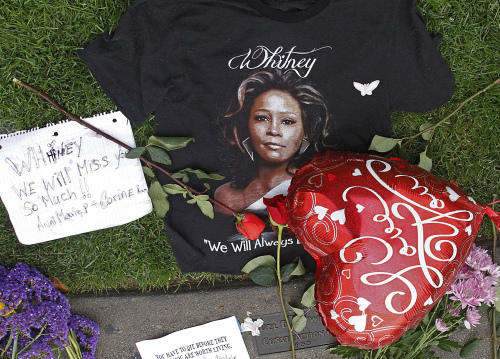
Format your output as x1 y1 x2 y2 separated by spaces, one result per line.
287 152 492 349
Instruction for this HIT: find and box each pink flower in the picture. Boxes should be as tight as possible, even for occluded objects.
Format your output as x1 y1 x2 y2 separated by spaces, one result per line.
447 245 499 308
466 244 493 271
455 264 473 280
435 318 450 332
236 213 265 240
464 307 481 329
448 304 461 317
488 263 500 280
447 279 482 309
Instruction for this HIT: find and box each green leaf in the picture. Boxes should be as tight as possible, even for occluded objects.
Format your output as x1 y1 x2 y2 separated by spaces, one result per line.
148 136 194 151
460 338 481 357
186 168 225 180
289 257 306 277
187 198 197 204
196 197 214 219
147 146 172 165
418 151 432 171
142 166 155 178
249 266 277 286
148 181 169 218
292 314 307 333
288 304 304 316
281 258 301 283
437 340 461 352
422 313 430 325
301 284 316 307
396 144 409 161
241 255 277 274
425 141 433 158
328 344 364 358
125 146 146 159
172 171 190 183
368 135 401 153
420 123 434 141
162 184 187 195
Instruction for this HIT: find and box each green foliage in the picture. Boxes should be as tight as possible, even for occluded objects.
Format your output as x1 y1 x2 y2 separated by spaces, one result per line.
146 145 171 165
241 255 276 274
248 266 277 286
280 257 305 283
147 136 194 151
460 338 481 357
368 136 401 153
328 344 364 358
162 184 188 196
418 150 433 171
291 308 307 333
242 254 314 335
437 339 461 352
122 133 220 219
186 195 214 219
148 181 169 218
172 168 225 182
419 123 434 141
126 146 146 159
301 284 315 307
142 166 155 178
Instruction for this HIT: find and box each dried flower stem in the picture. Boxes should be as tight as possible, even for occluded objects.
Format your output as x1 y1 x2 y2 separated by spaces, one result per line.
401 76 500 148
276 225 296 359
12 78 239 217
492 195 498 359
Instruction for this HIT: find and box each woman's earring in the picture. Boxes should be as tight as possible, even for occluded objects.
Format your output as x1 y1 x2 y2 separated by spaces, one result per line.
242 137 254 161
299 137 310 155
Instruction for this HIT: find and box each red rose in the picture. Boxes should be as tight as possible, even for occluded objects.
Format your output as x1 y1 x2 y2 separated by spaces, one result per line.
236 213 265 240
263 195 288 226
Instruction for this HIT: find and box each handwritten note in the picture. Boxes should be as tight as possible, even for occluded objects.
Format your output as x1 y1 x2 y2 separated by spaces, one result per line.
136 317 251 359
0 111 152 244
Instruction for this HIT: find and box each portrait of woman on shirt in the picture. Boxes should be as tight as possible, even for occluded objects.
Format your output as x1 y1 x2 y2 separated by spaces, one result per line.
215 70 335 214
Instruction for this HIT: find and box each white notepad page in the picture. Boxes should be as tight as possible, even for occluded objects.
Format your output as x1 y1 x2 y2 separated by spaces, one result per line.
0 111 152 244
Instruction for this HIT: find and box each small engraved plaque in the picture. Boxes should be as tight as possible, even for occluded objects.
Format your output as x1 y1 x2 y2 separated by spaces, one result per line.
254 312 337 355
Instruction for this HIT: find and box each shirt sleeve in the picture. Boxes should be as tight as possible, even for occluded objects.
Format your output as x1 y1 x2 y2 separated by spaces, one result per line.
387 0 455 112
78 0 184 126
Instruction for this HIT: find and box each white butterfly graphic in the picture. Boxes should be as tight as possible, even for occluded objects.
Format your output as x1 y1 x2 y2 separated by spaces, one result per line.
353 80 380 96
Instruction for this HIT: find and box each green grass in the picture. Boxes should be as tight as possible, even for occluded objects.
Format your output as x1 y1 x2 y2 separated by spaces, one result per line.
0 0 499 292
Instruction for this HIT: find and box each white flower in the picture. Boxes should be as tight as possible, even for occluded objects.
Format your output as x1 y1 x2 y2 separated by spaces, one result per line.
240 317 264 336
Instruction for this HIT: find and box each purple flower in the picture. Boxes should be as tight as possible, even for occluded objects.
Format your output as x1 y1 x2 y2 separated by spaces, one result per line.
0 263 75 357
487 263 500 280
455 264 473 280
464 307 481 329
68 315 100 358
446 245 499 309
435 318 450 332
447 279 482 309
465 244 493 271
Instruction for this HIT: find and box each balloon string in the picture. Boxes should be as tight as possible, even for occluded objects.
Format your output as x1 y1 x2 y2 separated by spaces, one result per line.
488 200 500 206
485 207 500 231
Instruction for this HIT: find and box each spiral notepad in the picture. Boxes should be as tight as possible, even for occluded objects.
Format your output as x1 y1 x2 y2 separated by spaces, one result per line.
0 111 152 244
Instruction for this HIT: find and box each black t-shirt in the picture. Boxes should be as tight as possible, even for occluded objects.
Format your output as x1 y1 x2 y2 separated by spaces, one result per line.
79 0 454 274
